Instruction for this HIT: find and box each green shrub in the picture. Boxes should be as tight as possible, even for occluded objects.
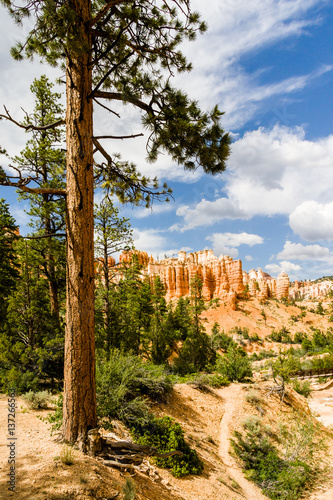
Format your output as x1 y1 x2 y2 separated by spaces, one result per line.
132 415 203 478
22 390 52 409
1 367 39 394
215 346 252 382
47 394 63 432
232 414 322 499
96 350 172 428
292 379 312 398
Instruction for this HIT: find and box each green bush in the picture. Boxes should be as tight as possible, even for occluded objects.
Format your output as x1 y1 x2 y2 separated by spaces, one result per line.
232 415 322 499
47 393 63 432
132 415 203 478
291 379 312 398
1 367 39 394
22 390 52 409
215 346 252 382
96 351 172 428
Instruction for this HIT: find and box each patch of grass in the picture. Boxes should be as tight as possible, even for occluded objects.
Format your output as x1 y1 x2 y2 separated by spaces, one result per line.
245 390 263 405
206 434 215 444
60 445 75 466
230 478 241 490
188 372 230 388
123 478 136 500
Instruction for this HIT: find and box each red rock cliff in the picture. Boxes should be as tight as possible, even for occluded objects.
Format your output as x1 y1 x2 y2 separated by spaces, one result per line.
118 250 290 307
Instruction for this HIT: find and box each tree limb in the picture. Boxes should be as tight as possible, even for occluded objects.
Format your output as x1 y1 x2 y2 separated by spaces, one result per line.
89 0 126 28
0 106 64 132
93 99 121 118
1 179 66 196
93 133 144 140
21 233 66 240
92 91 154 115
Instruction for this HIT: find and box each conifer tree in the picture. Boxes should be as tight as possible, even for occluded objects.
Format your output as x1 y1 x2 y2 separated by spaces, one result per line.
0 239 64 392
0 0 231 445
13 75 66 321
94 196 133 352
0 199 20 322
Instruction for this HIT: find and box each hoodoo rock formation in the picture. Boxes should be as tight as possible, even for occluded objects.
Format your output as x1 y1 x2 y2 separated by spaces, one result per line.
117 250 290 308
289 279 333 300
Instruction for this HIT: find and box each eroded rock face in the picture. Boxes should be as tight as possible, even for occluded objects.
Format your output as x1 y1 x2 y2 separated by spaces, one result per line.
118 249 290 307
289 279 333 300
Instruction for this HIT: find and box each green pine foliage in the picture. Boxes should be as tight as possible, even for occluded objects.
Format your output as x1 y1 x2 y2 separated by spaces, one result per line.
132 415 203 478
1 1 230 206
215 346 253 382
0 199 20 321
0 239 64 393
171 277 216 374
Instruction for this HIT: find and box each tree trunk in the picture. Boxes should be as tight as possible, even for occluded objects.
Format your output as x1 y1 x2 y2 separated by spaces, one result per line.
43 203 60 321
62 0 96 446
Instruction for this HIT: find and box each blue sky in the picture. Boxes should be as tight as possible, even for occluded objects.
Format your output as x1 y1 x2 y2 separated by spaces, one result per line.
1 0 333 281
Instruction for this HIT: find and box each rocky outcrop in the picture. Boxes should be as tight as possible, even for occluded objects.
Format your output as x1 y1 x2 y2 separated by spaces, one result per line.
118 249 289 308
289 279 333 300
119 250 150 267
276 272 290 299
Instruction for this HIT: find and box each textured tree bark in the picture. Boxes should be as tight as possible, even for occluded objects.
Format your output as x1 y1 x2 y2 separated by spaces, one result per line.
62 0 97 445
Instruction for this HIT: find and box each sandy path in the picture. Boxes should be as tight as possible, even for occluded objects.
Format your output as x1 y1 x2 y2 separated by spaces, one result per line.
217 385 268 500
307 386 333 500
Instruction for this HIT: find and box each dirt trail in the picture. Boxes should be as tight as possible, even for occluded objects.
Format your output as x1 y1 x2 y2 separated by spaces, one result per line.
217 384 268 500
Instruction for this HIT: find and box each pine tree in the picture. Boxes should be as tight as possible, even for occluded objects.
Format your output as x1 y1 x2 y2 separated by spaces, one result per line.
0 199 20 322
13 75 66 321
0 239 64 392
143 276 177 365
94 196 133 353
0 0 231 445
173 277 216 374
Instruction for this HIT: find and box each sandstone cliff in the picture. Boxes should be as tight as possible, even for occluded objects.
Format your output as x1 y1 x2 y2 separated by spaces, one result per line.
289 279 333 300
118 249 289 308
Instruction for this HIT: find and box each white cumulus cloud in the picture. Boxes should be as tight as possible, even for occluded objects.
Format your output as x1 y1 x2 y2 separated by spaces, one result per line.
289 201 333 241
265 261 302 276
277 241 332 261
174 126 333 230
206 232 264 258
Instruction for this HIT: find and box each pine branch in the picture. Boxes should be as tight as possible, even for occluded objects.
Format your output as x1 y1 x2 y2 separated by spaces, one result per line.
92 91 154 116
93 99 121 118
0 106 64 132
21 233 66 240
93 133 144 140
89 0 126 28
1 179 66 196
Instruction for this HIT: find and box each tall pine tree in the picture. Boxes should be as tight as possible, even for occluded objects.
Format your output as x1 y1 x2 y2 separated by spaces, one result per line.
13 75 66 322
0 0 231 446
0 199 19 323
